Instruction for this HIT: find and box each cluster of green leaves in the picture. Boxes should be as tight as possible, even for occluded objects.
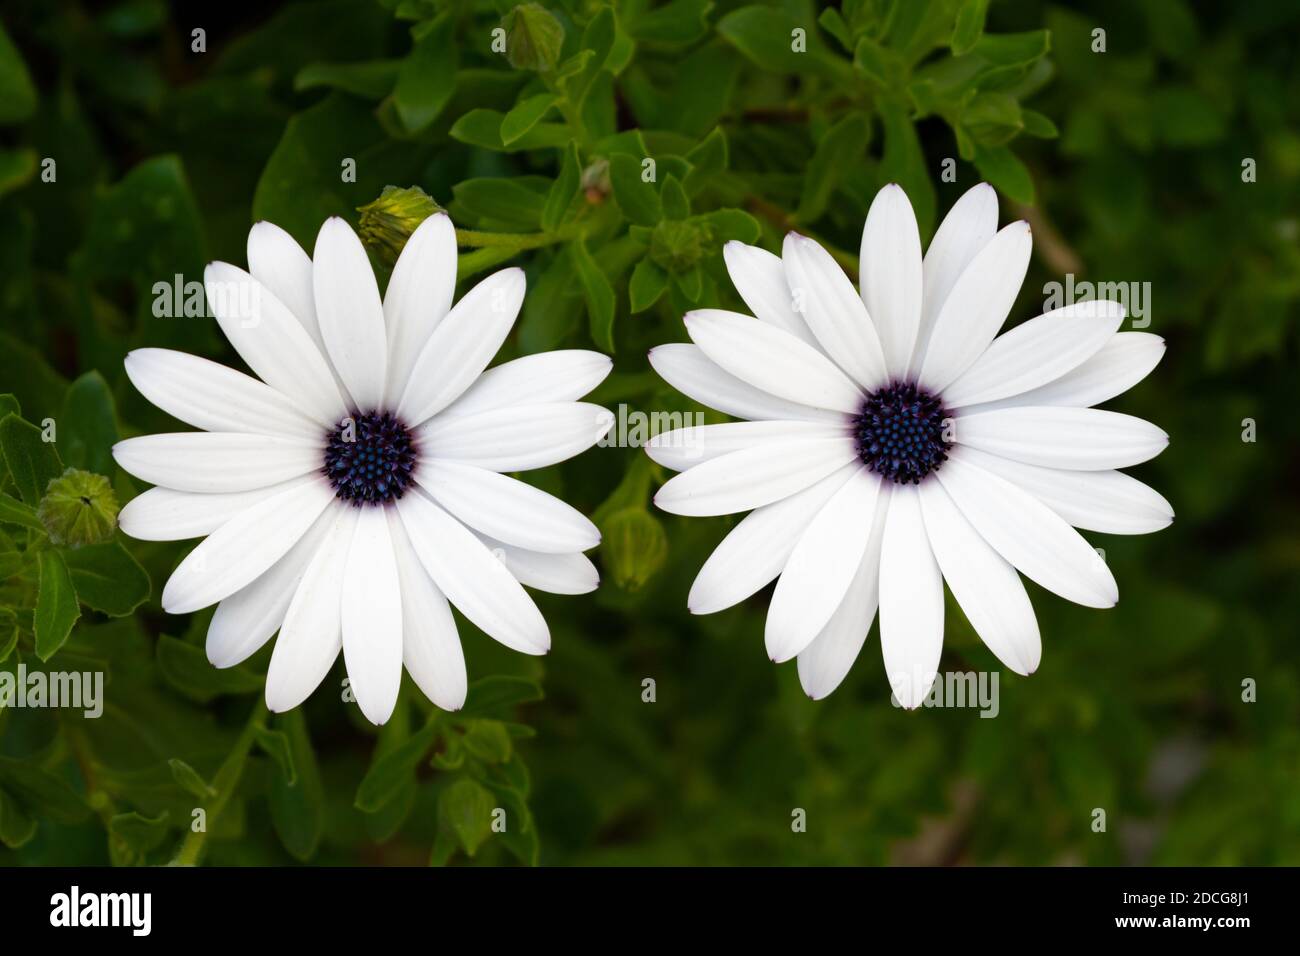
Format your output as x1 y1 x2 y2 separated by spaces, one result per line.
1 0 1298 866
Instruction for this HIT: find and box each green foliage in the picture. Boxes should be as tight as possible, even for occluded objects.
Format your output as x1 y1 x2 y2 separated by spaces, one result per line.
0 0 1297 868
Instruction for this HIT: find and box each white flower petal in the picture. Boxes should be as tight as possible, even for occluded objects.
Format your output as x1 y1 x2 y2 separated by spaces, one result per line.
162 477 336 614
684 309 864 413
782 232 889 391
647 343 844 424
943 300 1127 408
766 467 881 662
954 446 1173 535
687 464 857 614
341 507 403 725
398 268 526 424
912 183 999 376
312 217 388 410
418 460 600 554
124 348 319 438
917 220 1032 391
954 406 1169 470
654 436 858 517
957 332 1166 413
878 486 944 709
397 492 549 654
418 402 613 472
247 221 321 349
441 350 612 419
113 432 322 493
645 420 849 472
202 264 348 424
388 511 467 711
206 509 334 669
722 240 820 347
204 263 348 424
119 483 294 541
917 478 1041 676
265 506 357 713
860 183 924 378
796 484 891 699
474 533 600 595
382 212 458 406
936 455 1118 608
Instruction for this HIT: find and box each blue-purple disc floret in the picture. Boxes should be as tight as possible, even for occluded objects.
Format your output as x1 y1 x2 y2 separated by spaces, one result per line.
852 382 951 485
324 410 417 506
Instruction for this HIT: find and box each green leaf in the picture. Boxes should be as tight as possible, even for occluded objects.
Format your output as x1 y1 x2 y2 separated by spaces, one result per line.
58 372 119 475
502 3 566 72
610 153 662 226
268 710 324 861
951 0 991 55
0 413 63 506
1021 109 1059 139
0 147 37 199
541 141 581 232
625 0 711 46
108 810 170 863
452 177 547 229
63 540 150 617
354 717 439 813
449 108 570 152
684 127 728 196
0 23 37 125
0 788 36 848
572 239 616 352
629 257 669 312
878 100 936 234
460 675 544 717
462 719 513 764
660 175 690 220
294 59 400 99
0 491 42 532
256 727 296 784
717 7 853 82
703 209 762 243
0 623 16 664
974 144 1035 204
35 549 79 661
798 113 871 222
0 756 88 823
156 635 263 702
564 6 616 106
973 30 1051 68
395 14 457 133
168 758 215 800
439 777 496 857
500 92 558 145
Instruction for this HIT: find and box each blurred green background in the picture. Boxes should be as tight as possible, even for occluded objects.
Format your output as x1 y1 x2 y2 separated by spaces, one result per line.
1 0 1297 866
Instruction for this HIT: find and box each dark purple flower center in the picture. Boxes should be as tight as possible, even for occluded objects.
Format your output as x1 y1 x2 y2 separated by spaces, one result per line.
323 410 417 506
852 382 951 484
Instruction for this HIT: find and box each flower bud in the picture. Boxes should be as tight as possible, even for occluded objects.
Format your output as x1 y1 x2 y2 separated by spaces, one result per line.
602 507 668 592
357 185 443 265
38 468 119 548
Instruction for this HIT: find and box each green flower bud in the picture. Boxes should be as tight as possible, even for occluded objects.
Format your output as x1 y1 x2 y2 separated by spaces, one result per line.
502 4 565 72
357 185 443 266
602 507 668 592
648 219 709 274
38 468 119 548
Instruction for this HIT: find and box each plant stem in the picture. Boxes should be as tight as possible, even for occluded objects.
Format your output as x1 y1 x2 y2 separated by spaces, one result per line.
454 228 566 250
172 698 267 867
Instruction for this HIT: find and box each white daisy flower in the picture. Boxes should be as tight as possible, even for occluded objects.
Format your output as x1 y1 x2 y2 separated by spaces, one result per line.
115 214 614 724
647 183 1171 707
